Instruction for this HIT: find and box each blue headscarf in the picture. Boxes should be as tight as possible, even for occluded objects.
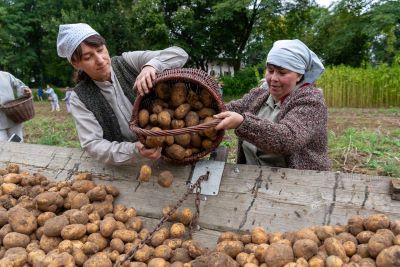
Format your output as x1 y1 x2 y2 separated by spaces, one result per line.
266 39 324 83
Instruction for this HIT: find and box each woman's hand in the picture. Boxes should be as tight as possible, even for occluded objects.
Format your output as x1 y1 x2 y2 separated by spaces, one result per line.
24 88 32 96
136 142 161 160
134 66 156 96
214 111 244 130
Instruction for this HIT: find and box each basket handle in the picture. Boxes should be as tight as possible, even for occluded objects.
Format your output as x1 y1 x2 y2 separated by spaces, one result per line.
130 118 222 137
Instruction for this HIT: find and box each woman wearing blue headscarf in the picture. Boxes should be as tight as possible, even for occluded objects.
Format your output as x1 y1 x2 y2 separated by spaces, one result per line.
215 39 330 171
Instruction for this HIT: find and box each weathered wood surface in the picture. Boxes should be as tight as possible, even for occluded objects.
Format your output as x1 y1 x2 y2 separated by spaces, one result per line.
1 141 400 249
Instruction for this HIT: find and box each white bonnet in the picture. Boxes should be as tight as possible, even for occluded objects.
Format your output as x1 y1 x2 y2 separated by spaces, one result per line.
57 23 99 62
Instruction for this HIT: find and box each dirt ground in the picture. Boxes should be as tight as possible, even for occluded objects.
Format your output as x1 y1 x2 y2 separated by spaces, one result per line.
29 102 399 176
328 108 400 135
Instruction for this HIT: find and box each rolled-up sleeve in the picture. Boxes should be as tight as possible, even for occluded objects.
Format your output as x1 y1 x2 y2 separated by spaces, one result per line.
8 73 28 97
70 92 140 165
122 46 188 73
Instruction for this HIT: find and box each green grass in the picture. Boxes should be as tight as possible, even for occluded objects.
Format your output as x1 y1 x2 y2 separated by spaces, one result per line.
24 117 80 148
328 128 400 177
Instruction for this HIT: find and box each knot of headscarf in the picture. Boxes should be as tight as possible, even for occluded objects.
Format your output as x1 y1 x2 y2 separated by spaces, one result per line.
266 39 324 83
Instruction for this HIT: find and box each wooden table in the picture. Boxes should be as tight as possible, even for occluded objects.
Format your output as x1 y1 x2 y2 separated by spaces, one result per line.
1 141 399 248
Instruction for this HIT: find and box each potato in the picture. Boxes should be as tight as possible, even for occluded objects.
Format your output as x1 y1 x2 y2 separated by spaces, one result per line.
376 245 400 266
28 249 46 266
324 237 348 262
148 257 169 267
74 172 92 180
170 247 191 263
356 231 374 244
145 127 165 148
86 186 107 202
155 83 171 100
174 103 191 120
126 216 142 232
348 215 365 235
72 180 96 193
216 240 244 258
201 139 213 150
71 193 90 209
138 164 152 182
112 229 137 242
158 171 174 188
190 251 237 266
61 224 87 240
364 214 390 232
293 238 318 260
197 107 216 118
180 208 193 225
152 104 164 114
251 227 269 244
151 228 169 247
170 223 185 238
390 220 400 235
82 252 112 267
394 235 400 245
100 216 117 237
308 256 325 267
82 241 100 255
158 111 172 129
343 241 357 257
70 209 89 225
263 243 294 267
199 89 213 107
43 215 69 237
326 255 343 267
357 243 370 258
138 109 150 128
40 234 62 253
314 226 336 242
171 83 187 107
3 232 30 248
6 163 19 173
166 144 186 160
175 134 191 147
171 119 185 129
240 234 252 244
184 111 200 127
337 232 358 245
8 206 37 235
368 233 393 258
3 247 27 266
87 233 109 251
134 244 153 262
110 238 124 253
163 238 182 250
150 113 159 125
3 173 22 184
154 244 172 260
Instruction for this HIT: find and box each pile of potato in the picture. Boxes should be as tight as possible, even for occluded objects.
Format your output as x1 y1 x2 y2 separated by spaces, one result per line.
0 163 399 267
137 82 222 161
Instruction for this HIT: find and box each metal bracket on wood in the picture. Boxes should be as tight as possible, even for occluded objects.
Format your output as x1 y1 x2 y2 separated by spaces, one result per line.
390 179 400 201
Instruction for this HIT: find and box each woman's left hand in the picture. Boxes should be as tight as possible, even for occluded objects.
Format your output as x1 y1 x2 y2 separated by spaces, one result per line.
214 111 244 130
24 88 32 96
136 142 162 160
134 66 156 96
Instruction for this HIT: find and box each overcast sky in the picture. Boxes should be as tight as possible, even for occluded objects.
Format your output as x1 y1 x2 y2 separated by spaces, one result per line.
315 0 336 7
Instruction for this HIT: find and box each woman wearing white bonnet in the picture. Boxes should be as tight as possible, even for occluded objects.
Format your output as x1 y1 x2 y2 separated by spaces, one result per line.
57 23 188 165
215 39 330 171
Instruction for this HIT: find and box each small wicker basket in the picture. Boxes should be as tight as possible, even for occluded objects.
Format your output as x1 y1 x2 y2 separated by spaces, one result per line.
130 68 226 164
0 95 35 123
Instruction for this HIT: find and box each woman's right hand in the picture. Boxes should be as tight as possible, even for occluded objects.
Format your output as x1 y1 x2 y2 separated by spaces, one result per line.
214 111 244 130
135 142 161 160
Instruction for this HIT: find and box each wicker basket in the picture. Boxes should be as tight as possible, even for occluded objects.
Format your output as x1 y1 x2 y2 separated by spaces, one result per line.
130 68 226 164
0 95 35 123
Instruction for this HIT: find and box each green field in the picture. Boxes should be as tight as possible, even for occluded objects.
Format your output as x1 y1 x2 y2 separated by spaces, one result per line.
24 102 400 178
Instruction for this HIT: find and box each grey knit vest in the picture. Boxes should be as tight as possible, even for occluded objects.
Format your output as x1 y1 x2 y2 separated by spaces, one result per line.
73 56 138 142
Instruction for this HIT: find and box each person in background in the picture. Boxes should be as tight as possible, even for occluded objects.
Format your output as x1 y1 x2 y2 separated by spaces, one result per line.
45 85 60 112
0 71 32 142
62 87 73 113
56 23 188 165
214 39 330 171
37 86 44 101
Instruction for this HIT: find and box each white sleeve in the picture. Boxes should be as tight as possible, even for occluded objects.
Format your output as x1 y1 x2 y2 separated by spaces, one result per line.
121 46 188 73
7 73 28 97
69 91 140 165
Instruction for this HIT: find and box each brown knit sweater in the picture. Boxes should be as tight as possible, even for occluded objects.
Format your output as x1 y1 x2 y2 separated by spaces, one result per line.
227 84 331 171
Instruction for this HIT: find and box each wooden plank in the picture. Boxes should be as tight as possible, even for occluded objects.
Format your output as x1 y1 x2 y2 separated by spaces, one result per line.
1 141 400 249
